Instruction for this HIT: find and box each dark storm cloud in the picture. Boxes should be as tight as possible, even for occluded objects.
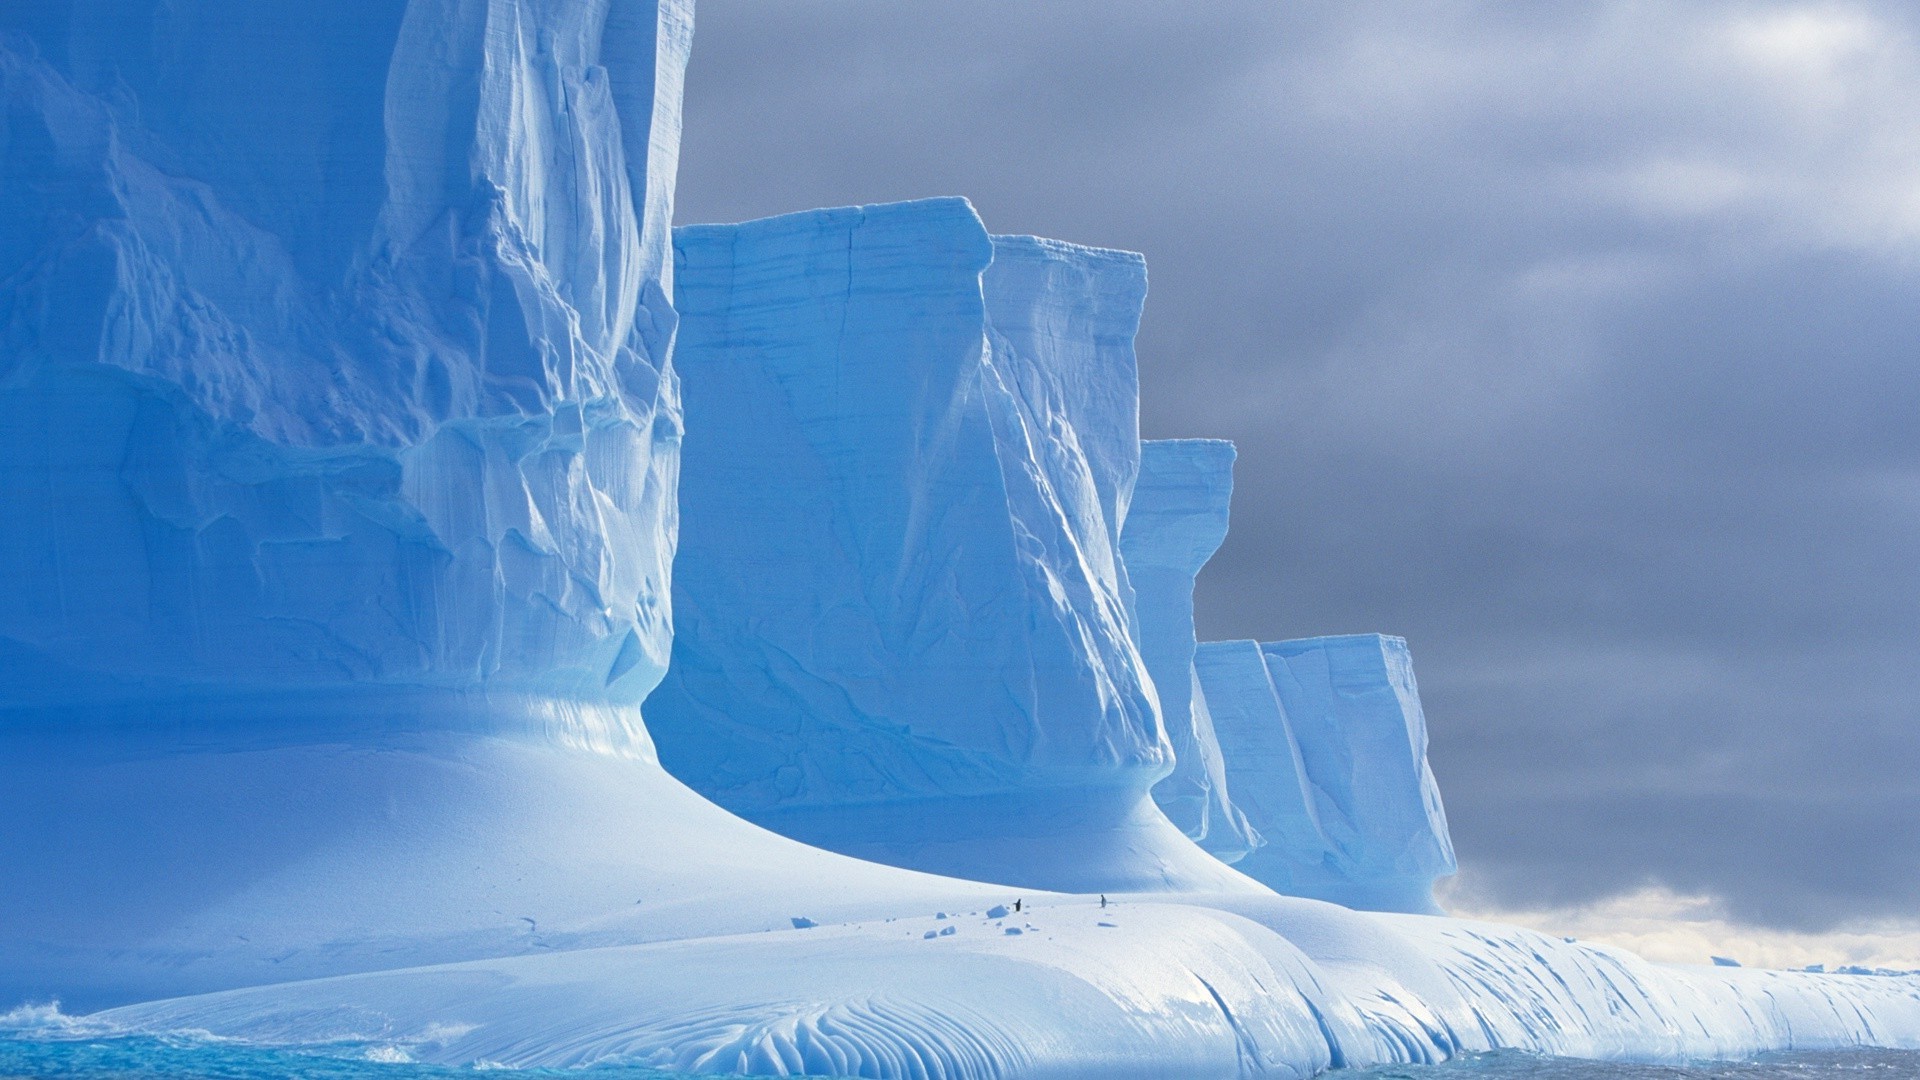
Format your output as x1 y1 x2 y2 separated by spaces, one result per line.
673 1 1920 931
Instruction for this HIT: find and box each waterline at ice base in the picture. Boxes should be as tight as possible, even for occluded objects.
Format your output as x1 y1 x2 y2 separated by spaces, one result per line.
2 0 1918 1076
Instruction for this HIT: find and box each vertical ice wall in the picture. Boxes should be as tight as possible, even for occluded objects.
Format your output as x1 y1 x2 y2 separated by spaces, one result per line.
1120 439 1258 861
0 0 692 731
1196 640 1327 880
1199 634 1456 913
650 199 1254 893
0 0 703 1007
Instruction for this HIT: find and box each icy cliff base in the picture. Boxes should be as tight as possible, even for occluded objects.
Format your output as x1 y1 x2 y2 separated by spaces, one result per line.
96 899 1920 1078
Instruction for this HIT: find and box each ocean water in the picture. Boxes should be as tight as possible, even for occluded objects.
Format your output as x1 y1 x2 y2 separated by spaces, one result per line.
3 1034 1919 1080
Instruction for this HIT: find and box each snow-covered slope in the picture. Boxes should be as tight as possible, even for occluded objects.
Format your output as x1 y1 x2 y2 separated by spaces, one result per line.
646 200 1250 894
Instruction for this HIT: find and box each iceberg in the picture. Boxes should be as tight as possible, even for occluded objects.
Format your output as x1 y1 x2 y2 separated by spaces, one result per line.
646 200 1251 893
0 0 1006 1011
1198 636 1457 914
4 0 1920 1074
1121 439 1259 861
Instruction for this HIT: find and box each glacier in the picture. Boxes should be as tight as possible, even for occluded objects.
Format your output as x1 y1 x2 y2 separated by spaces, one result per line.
3 0 1919 1075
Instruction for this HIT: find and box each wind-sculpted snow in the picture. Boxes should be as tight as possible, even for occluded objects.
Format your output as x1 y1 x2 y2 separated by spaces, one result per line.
1121 439 1258 861
95 899 1920 1077
647 199 1251 893
1198 636 1456 913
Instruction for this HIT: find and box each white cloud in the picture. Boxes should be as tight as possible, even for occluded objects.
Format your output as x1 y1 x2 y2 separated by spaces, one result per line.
1441 881 1920 970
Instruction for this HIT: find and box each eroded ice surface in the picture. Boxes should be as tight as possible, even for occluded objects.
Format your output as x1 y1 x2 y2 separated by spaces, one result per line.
1122 439 1259 861
1200 635 1457 913
0 1 689 712
647 199 1250 893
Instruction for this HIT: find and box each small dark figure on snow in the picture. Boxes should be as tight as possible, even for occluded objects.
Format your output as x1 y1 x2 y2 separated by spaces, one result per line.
1013 898 1022 914
1100 894 1107 909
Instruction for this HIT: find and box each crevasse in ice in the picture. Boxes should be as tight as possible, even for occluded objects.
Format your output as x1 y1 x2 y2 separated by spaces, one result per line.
647 200 1252 892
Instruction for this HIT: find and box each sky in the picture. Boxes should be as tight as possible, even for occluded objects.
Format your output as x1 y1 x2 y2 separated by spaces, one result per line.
671 0 1920 962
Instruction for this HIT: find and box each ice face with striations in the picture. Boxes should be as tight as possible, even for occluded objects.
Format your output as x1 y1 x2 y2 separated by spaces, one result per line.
647 199 1253 893
1199 634 1457 913
1120 438 1259 861
0 0 689 725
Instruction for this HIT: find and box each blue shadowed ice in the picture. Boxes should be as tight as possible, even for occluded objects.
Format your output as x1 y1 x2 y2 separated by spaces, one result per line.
647 200 1253 893
1121 438 1259 861
0 0 688 724
1198 634 1456 913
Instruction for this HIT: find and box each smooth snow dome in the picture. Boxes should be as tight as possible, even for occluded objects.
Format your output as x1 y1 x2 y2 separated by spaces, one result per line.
1122 438 1259 861
648 198 1254 893
1200 634 1457 913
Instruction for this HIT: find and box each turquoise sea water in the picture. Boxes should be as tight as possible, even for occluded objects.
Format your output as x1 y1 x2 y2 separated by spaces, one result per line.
3 1031 1919 1080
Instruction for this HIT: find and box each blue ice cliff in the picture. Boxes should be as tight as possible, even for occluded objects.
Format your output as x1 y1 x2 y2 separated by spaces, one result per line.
1120 438 1259 861
5 0 1920 1074
1197 636 1457 914
646 202 1250 893
0 0 687 719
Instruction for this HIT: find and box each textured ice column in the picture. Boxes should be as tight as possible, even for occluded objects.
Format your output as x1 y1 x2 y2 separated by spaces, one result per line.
0 0 691 722
1120 439 1258 860
649 199 1253 893
1195 640 1323 875
0 0 700 1006
1202 633 1455 913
